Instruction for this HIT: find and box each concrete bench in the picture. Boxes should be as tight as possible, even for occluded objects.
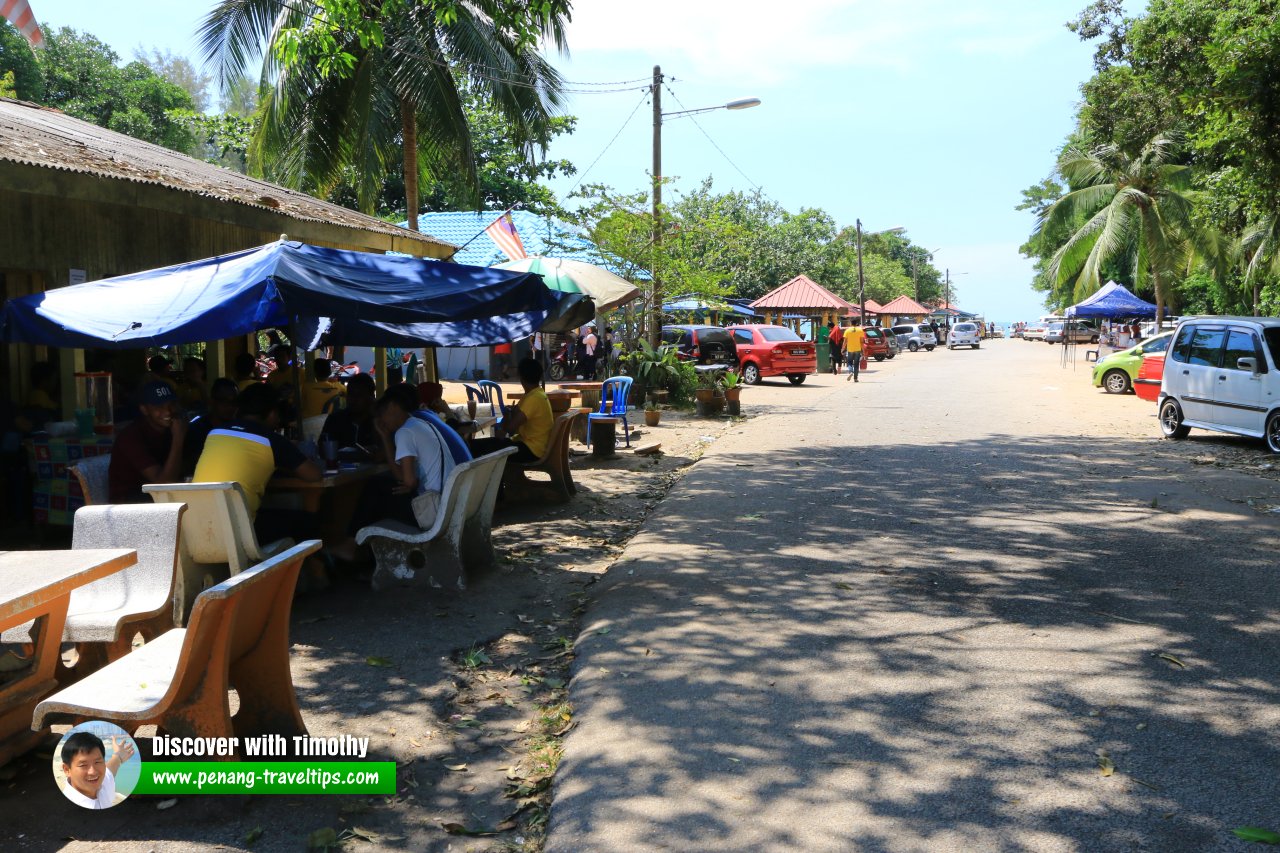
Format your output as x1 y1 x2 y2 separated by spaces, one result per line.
32 540 322 752
143 481 294 621
508 410 581 501
2 504 186 672
356 448 516 591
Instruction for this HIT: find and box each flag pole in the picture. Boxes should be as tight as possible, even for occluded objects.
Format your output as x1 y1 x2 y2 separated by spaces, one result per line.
444 204 522 263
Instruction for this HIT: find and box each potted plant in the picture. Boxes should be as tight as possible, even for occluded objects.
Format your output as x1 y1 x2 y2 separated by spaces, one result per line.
643 401 662 426
694 367 726 416
722 370 743 415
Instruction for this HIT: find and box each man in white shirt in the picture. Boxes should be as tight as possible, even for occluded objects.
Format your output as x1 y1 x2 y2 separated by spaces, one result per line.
374 384 454 527
61 730 133 809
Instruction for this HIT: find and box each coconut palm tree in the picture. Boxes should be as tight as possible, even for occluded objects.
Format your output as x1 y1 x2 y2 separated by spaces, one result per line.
198 0 568 231
1238 216 1280 314
1038 134 1201 323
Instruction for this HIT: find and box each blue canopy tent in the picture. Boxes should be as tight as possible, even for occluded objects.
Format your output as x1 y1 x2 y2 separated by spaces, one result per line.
1065 281 1157 318
0 240 571 349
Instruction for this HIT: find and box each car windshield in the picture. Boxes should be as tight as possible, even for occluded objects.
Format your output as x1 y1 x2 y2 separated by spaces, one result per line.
760 328 802 342
956 324 975 331
1142 334 1172 354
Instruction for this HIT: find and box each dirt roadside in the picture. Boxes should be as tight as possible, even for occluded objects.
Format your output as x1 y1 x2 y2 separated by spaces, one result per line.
1 403 746 853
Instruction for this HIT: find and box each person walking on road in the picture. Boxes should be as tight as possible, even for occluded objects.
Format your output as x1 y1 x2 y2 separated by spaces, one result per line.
828 321 844 375
843 321 866 382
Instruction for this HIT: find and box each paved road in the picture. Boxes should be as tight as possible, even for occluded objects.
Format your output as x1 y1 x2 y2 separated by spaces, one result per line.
546 340 1280 852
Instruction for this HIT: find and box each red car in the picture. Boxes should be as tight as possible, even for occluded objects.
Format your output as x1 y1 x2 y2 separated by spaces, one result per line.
728 324 817 385
1134 352 1165 402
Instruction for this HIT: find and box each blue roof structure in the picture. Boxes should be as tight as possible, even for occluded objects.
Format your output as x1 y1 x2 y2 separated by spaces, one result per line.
409 210 646 279
1066 281 1157 319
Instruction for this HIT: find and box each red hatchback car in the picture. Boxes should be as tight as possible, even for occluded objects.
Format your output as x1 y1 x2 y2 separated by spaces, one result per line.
728 324 817 385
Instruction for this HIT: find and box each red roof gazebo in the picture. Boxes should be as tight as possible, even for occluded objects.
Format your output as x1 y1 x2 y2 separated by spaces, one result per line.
749 275 856 327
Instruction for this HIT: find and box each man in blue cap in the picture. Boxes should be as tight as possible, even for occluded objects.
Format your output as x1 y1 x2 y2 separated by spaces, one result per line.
108 380 187 503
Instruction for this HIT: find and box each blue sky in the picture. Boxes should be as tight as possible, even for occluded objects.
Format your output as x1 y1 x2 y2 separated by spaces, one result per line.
36 0 1127 323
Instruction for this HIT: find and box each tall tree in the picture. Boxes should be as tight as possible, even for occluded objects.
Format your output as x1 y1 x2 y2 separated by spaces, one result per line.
1038 134 1201 322
198 0 569 230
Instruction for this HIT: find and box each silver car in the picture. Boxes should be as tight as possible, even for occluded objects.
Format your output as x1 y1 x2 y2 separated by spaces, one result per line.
948 322 981 349
889 323 937 352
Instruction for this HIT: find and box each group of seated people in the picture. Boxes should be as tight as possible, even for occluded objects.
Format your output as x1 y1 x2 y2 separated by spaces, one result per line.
104 352 554 588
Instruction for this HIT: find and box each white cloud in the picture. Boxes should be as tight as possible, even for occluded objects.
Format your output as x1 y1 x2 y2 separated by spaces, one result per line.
563 0 1066 84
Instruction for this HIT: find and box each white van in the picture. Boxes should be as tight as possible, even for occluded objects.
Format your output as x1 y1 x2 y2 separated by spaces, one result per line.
1158 316 1280 451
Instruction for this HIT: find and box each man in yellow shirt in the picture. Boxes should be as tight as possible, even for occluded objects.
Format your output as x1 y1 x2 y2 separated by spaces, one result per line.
470 358 552 462
301 358 346 419
843 321 867 383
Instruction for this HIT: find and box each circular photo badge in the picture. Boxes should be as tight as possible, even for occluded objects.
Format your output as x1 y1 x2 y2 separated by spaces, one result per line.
53 722 140 809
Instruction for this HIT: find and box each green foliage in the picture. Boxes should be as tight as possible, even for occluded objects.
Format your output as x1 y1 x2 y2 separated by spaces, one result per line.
0 26 198 153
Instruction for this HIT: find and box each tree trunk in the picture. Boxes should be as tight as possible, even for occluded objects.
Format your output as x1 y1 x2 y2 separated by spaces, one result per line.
401 97 419 232
1152 269 1164 327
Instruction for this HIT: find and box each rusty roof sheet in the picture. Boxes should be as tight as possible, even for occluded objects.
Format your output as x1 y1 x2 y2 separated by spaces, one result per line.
0 98 452 250
879 295 932 315
749 275 854 311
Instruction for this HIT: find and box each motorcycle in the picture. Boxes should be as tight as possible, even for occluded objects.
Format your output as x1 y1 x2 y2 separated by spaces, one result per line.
547 341 577 381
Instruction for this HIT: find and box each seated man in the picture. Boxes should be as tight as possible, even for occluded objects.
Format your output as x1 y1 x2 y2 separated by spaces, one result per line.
183 378 239 476
108 381 187 503
234 352 260 391
374 383 455 528
191 383 323 575
321 372 380 459
470 357 552 463
177 357 209 414
301 357 346 419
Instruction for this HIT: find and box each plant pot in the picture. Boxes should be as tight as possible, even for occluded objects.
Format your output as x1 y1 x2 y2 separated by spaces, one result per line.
644 409 661 427
724 387 741 402
695 397 726 418
694 388 717 403
726 399 741 416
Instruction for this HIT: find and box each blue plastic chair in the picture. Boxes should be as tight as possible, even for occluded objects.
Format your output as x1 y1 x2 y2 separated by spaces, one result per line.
475 380 507 422
586 376 633 448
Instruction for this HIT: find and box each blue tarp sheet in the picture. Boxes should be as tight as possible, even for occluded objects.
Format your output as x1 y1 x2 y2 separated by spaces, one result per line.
1065 281 1157 319
0 240 565 349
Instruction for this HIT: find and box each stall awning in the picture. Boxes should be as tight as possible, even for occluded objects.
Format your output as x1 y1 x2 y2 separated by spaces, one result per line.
1 240 564 349
1065 281 1157 319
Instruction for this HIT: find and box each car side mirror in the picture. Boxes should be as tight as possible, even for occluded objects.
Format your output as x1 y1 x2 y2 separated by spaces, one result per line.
1238 357 1258 374
1133 346 1143 355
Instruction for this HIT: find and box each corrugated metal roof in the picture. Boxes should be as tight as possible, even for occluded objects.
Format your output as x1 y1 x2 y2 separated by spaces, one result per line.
0 97 451 249
749 275 854 311
879 295 931 315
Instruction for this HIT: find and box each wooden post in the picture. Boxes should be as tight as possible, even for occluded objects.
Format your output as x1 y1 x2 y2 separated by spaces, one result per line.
205 339 227 381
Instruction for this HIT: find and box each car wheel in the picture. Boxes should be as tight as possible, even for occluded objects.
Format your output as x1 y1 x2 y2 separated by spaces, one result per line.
874 355 885 361
787 373 806 385
948 344 954 350
973 344 980 349
925 345 935 351
908 341 920 352
1102 369 1132 394
1267 411 1280 453
741 362 761 385
886 353 896 359
1159 399 1190 439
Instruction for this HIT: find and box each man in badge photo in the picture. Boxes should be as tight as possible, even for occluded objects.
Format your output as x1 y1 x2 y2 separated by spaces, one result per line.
60 730 135 809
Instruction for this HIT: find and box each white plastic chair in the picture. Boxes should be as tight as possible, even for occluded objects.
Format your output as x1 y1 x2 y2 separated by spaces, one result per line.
301 415 327 444
143 482 295 618
2 503 185 659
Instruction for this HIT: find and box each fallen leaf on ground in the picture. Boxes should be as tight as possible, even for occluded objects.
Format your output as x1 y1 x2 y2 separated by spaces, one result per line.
1233 827 1280 845
365 656 393 667
242 826 264 846
306 828 339 850
442 822 498 837
1158 653 1187 669
834 582 854 590
1097 755 1115 777
156 798 178 810
442 760 468 771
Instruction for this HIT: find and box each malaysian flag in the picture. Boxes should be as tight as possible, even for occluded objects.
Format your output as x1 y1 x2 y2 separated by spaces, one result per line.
0 0 43 49
484 212 527 261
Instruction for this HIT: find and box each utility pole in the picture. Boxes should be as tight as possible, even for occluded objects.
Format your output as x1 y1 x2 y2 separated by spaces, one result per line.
649 65 663 348
856 218 865 325
912 254 919 302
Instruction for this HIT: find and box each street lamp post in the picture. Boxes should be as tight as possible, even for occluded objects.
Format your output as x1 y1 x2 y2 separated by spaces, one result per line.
649 65 759 347
856 221 904 326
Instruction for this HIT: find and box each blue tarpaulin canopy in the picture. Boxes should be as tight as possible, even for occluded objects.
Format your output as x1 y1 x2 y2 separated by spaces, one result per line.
0 240 567 349
1065 281 1157 319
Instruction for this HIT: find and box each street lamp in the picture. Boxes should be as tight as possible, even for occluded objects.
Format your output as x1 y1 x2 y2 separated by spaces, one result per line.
650 65 760 346
856 221 904 327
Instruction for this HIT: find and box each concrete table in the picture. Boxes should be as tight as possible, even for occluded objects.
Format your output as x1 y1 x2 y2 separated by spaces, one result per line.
0 548 136 765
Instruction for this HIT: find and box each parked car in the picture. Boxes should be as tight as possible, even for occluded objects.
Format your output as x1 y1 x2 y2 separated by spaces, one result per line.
660 325 737 367
862 327 893 361
948 322 981 350
1022 316 1061 342
1044 321 1101 344
889 323 937 352
1090 330 1175 394
1134 351 1165 402
727 324 817 384
879 327 900 358
1158 316 1280 451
